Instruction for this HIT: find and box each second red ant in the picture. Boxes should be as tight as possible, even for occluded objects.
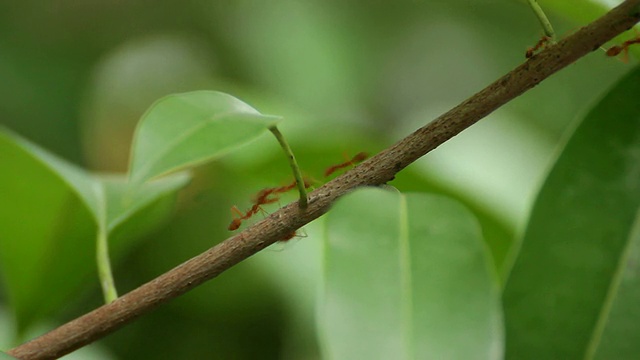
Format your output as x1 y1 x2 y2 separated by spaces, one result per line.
228 178 313 231
606 31 640 62
324 152 368 177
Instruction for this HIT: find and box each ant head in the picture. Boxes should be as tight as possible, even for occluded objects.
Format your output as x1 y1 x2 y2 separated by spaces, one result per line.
228 218 242 231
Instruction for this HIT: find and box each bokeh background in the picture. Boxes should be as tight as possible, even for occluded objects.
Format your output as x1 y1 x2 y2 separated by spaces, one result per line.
0 0 633 358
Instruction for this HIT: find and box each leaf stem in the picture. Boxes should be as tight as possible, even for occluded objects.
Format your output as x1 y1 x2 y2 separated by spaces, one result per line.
97 226 118 303
527 0 556 40
269 126 308 209
93 182 118 303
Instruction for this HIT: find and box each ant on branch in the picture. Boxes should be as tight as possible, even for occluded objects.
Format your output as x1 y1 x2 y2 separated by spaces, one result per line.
276 228 309 246
525 35 551 59
228 149 368 232
228 178 313 231
228 206 249 231
605 31 640 62
324 152 369 177
279 231 298 242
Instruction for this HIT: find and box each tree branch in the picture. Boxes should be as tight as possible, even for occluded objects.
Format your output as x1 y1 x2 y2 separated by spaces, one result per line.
9 1 640 359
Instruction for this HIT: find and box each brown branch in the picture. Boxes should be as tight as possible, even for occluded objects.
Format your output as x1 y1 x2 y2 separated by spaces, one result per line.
9 1 640 359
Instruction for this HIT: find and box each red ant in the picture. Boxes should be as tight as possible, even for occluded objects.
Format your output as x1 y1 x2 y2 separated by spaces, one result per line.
228 206 247 231
228 191 281 231
324 152 368 177
606 31 640 62
277 228 308 244
253 177 313 206
228 178 313 231
526 35 551 59
227 198 278 231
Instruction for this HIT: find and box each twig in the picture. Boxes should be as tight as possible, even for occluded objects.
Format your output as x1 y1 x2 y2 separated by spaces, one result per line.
8 1 640 359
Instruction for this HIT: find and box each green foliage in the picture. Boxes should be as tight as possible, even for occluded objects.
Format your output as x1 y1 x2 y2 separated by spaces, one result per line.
321 188 502 359
503 66 640 359
129 91 280 184
0 129 189 333
1 1 639 359
0 130 98 332
0 89 283 335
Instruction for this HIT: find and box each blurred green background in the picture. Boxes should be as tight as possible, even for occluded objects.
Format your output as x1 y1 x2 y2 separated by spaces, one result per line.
0 0 633 358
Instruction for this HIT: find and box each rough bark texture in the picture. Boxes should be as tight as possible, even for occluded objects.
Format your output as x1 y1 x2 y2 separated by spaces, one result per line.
8 1 640 359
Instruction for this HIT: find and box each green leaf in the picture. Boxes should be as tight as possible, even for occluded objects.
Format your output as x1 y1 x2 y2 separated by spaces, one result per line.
590 212 640 359
0 129 188 330
94 173 190 302
0 130 97 332
503 66 640 359
129 90 280 184
101 173 189 285
321 188 503 360
100 173 189 235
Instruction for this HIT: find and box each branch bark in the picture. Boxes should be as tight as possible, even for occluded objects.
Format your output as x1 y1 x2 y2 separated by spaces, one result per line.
9 1 640 359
